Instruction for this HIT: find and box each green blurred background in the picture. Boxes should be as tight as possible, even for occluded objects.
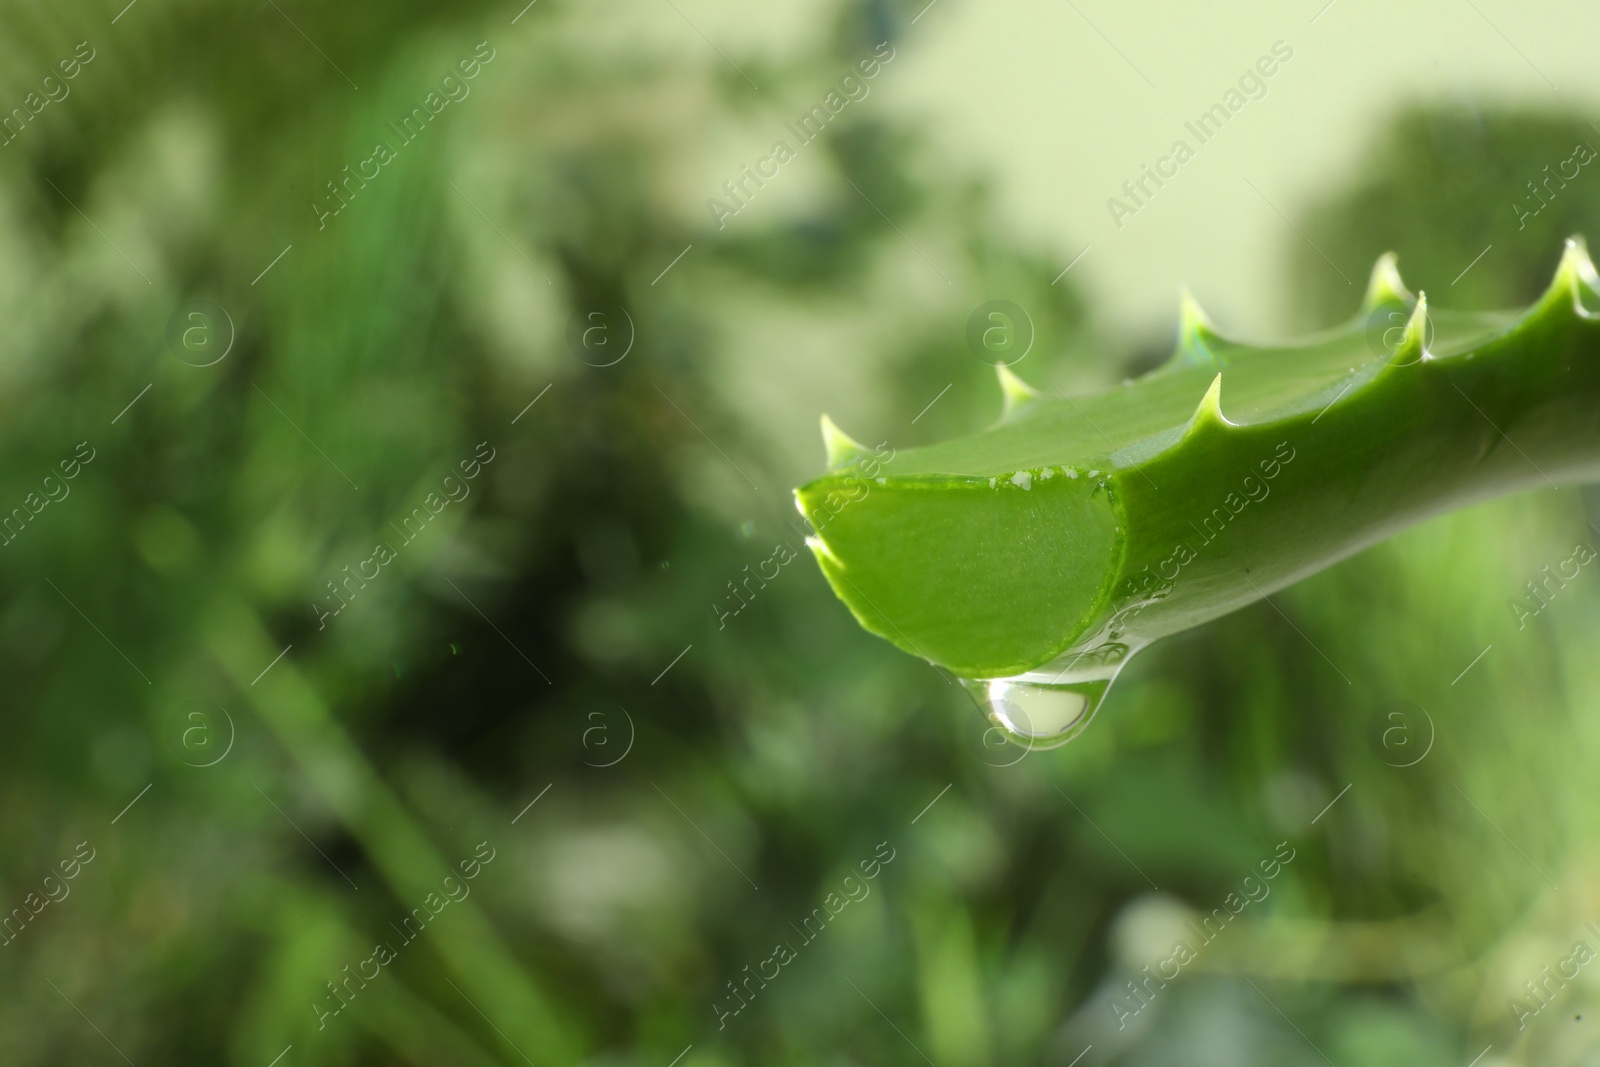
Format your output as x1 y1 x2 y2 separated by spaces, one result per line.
3 0 1599 1064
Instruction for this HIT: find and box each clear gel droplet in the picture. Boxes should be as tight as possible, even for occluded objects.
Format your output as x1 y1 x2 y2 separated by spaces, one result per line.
961 642 1142 750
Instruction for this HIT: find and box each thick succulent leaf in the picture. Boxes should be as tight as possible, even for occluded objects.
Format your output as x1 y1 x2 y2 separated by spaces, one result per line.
796 239 1600 678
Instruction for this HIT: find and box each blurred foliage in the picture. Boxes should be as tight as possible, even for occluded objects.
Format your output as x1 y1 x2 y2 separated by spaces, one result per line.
2 1 1600 1066
1293 106 1600 325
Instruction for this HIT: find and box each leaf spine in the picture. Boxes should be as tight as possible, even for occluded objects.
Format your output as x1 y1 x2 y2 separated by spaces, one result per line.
1362 251 1412 311
1547 235 1600 317
1175 287 1224 366
996 364 1045 421
820 414 869 469
1395 291 1430 365
1183 372 1232 437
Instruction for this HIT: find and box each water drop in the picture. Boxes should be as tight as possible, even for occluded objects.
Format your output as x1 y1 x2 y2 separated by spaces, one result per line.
961 642 1142 751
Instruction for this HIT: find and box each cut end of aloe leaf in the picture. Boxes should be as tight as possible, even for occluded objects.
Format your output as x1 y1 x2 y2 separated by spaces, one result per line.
798 240 1600 679
795 467 1123 678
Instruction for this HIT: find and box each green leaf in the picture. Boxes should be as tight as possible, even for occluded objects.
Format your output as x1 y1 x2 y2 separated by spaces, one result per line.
796 239 1600 680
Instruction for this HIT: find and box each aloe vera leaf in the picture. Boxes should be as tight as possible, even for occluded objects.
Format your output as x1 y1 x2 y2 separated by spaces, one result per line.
795 240 1600 679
